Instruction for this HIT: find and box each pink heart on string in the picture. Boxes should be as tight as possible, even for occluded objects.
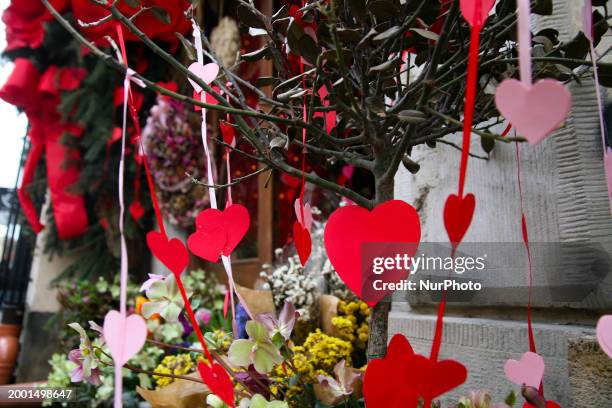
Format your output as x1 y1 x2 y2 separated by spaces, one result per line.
187 62 219 94
444 193 476 247
146 231 189 276
460 0 496 27
596 315 612 358
495 79 571 145
294 198 313 231
103 311 147 367
504 351 545 388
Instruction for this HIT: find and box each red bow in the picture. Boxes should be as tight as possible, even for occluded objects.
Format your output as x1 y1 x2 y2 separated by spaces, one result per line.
0 58 89 240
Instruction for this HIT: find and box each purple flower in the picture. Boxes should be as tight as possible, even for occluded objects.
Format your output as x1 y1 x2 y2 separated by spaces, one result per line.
139 274 165 292
68 349 101 386
257 301 299 341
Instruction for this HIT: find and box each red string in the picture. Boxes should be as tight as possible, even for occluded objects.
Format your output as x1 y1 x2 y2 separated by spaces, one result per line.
458 27 481 197
430 24 483 365
115 22 212 364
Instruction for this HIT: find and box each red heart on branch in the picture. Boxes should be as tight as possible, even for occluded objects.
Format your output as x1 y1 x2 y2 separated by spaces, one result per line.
460 0 496 27
146 231 189 275
524 402 561 408
187 224 227 263
196 204 250 256
197 361 235 408
220 121 236 147
293 221 312 266
324 200 421 305
444 193 476 248
363 334 418 408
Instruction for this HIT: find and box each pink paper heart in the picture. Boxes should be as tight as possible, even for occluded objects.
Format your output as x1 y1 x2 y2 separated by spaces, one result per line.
103 311 147 367
294 199 313 231
596 315 612 358
187 62 219 94
460 0 496 27
504 351 545 388
495 79 571 145
604 149 612 211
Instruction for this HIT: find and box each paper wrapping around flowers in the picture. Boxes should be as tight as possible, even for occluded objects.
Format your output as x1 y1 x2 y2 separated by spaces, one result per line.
137 375 209 408
319 294 341 337
235 284 275 317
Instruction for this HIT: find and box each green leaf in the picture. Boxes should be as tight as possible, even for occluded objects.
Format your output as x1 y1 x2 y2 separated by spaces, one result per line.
237 3 268 29
175 32 196 61
228 339 254 367
481 135 495 154
246 321 270 343
410 28 439 42
505 390 518 406
150 6 171 25
141 301 166 319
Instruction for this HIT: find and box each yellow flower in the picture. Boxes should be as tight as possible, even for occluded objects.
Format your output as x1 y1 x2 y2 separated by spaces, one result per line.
153 354 194 388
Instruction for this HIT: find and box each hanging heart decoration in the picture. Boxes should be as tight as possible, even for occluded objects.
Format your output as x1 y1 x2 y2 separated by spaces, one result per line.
103 311 148 367
187 62 219 94
504 351 545 388
197 361 235 408
495 79 571 145
363 333 467 408
443 193 476 248
324 200 421 306
187 204 250 262
293 221 312 266
494 0 571 144
294 198 313 232
596 315 612 358
146 231 189 276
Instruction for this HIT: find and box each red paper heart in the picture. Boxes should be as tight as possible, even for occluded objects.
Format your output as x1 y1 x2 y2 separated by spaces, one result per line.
405 355 467 402
460 0 496 27
444 193 476 247
187 225 227 263
363 334 418 408
524 402 561 408
129 201 145 221
220 121 236 147
197 361 235 408
293 221 312 266
146 231 189 275
192 204 250 258
324 200 421 305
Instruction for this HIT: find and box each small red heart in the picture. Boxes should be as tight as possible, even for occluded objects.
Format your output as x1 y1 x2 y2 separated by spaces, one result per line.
406 355 467 402
187 225 227 263
195 204 250 257
460 0 496 27
293 221 312 266
197 361 235 408
220 121 236 147
146 231 189 276
363 334 418 408
444 193 476 247
129 201 145 221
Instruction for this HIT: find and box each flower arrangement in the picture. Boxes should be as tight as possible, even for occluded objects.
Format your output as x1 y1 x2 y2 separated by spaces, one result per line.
142 95 210 227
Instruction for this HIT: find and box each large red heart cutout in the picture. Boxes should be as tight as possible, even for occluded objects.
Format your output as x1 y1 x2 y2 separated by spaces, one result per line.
293 221 311 266
195 204 249 256
187 224 227 263
324 200 421 305
146 231 189 276
405 354 468 403
363 334 418 408
460 0 496 27
444 193 476 248
197 361 235 408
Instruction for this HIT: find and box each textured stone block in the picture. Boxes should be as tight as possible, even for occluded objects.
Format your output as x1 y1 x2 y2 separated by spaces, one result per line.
567 336 612 408
388 308 595 407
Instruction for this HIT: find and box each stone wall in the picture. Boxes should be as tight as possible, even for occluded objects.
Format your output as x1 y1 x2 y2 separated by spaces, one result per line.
391 1 612 405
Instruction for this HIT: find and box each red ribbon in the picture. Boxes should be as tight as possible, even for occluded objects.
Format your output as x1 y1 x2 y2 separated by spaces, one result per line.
0 58 89 239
